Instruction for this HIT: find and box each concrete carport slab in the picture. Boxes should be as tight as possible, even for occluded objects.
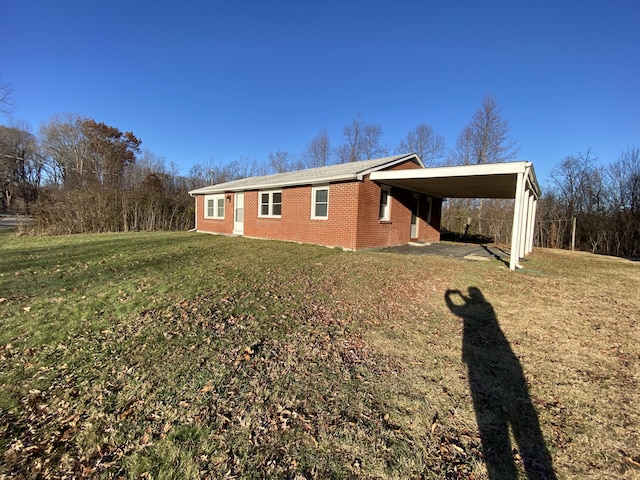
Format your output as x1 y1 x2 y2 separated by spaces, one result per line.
380 242 511 266
370 161 540 271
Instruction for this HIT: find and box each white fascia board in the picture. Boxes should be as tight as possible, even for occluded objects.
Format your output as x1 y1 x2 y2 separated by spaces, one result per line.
371 161 531 182
524 163 541 198
237 174 359 191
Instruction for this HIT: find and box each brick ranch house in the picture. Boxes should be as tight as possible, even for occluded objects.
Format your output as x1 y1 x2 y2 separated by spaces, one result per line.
189 154 540 270
188 154 440 250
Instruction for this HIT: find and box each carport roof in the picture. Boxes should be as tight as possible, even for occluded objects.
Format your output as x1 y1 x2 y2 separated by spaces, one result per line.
370 161 540 199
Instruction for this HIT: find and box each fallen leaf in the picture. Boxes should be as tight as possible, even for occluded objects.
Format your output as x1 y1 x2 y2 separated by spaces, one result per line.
451 444 465 454
23 306 31 313
201 383 214 393
620 450 640 469
120 407 134 419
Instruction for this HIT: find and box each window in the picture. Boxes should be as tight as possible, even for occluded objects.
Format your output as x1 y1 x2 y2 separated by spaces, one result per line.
204 194 225 219
258 190 282 218
311 186 329 219
379 187 391 221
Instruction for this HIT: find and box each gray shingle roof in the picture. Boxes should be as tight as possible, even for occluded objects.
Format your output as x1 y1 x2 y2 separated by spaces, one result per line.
188 154 422 195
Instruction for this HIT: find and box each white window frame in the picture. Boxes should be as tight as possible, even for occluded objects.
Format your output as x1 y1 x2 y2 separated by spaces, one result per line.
311 185 329 220
258 190 282 218
204 194 225 219
379 186 391 221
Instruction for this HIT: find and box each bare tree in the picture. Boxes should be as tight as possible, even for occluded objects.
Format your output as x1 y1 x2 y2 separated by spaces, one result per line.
0 80 12 116
337 115 387 163
189 156 267 190
189 158 226 187
337 117 363 163
446 97 519 235
303 129 332 168
397 123 445 166
127 149 167 188
361 123 388 160
451 96 519 165
448 125 474 166
470 96 519 164
551 149 610 252
268 149 302 173
138 149 167 174
609 147 640 213
0 124 43 211
225 157 266 180
608 147 640 256
40 114 90 188
551 149 600 218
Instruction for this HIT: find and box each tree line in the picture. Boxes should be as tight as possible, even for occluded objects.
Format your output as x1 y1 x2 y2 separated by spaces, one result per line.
1 114 195 233
537 148 639 257
1 86 637 257
0 99 456 235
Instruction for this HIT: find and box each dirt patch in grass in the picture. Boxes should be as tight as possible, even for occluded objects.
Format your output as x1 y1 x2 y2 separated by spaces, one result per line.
1 233 639 479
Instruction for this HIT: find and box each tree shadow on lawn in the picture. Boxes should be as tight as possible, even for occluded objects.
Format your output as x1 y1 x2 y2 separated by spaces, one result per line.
445 287 557 480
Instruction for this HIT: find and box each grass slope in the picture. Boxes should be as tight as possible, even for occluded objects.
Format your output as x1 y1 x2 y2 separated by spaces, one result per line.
0 231 638 479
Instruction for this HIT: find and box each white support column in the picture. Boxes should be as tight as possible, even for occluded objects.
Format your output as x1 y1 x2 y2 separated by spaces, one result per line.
522 190 531 256
529 198 538 252
510 172 525 270
519 188 530 259
526 195 536 255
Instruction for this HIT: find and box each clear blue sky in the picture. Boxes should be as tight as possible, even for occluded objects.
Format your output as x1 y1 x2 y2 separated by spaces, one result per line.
3 0 639 186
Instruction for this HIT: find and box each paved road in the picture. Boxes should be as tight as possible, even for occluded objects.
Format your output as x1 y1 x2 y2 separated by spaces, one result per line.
0 214 33 230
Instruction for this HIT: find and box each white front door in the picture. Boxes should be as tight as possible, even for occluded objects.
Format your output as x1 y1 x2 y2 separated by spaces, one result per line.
233 192 244 235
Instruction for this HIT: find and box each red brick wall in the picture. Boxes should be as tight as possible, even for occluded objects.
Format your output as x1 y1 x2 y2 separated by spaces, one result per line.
194 194 234 234
355 176 409 249
193 158 442 248
422 197 442 243
350 180 440 248
243 183 359 249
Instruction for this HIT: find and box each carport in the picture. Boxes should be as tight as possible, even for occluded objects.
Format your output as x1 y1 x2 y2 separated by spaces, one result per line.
370 161 540 271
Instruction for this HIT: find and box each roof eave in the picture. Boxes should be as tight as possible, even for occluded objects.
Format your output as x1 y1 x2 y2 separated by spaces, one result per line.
188 153 424 196
188 173 360 195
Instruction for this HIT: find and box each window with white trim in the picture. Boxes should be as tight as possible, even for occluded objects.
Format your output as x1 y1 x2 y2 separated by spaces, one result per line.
311 186 329 219
204 194 225 219
379 186 391 221
258 190 282 217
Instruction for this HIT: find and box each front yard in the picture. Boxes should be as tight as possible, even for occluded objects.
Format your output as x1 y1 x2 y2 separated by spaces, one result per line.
1 231 638 479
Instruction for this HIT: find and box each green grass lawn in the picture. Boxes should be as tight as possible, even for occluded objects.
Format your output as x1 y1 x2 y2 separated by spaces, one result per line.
1 231 639 479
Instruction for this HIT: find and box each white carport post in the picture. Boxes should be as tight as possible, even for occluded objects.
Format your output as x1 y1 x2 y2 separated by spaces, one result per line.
519 188 531 259
510 171 525 270
525 193 535 255
527 197 537 255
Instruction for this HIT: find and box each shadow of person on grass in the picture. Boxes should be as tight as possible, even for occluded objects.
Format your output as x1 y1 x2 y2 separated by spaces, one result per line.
445 287 557 480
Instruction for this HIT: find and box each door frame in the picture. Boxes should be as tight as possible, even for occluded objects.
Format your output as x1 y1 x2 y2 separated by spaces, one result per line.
233 192 244 235
410 193 420 239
